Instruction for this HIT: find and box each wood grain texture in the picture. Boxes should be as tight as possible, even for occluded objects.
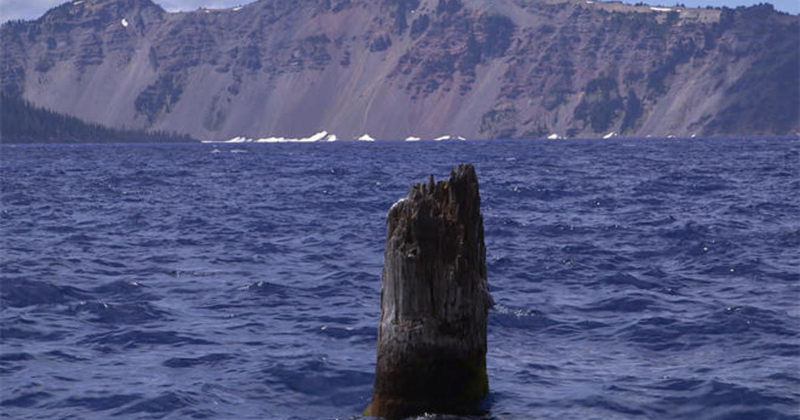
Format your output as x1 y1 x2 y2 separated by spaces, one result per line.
367 164 493 419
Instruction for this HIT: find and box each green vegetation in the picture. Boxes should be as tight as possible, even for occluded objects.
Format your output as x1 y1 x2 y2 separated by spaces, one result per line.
458 15 515 76
410 14 430 39
479 107 518 138
387 0 421 35
573 77 623 133
134 74 185 123
620 89 643 134
436 0 462 14
0 94 196 144
370 34 393 52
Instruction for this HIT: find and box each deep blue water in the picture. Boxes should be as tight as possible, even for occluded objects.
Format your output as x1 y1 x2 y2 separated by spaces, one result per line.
1 138 799 420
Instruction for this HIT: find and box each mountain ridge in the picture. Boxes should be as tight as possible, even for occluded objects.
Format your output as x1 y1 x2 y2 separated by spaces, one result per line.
2 0 798 140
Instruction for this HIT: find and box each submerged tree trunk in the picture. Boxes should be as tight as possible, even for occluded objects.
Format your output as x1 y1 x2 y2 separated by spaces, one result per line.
366 164 493 419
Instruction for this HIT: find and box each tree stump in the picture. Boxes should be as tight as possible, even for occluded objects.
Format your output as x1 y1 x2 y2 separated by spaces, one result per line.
366 164 494 419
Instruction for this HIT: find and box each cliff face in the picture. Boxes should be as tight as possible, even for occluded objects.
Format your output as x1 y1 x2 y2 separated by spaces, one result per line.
2 0 798 140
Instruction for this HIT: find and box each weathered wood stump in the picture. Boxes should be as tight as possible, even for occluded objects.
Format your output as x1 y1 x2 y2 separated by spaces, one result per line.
366 164 493 419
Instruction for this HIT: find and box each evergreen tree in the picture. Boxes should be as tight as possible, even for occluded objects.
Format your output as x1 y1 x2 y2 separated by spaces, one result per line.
0 94 197 144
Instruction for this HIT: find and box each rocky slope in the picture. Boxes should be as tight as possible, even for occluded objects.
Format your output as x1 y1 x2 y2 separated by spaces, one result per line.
1 0 798 140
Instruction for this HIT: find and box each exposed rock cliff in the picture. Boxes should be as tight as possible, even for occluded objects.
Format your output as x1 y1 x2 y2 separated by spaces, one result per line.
2 0 798 139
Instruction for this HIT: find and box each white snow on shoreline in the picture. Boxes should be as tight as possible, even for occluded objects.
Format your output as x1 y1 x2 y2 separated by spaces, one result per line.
204 131 338 143
603 131 617 139
121 18 129 27
303 131 330 142
547 133 563 140
202 132 476 143
257 131 335 143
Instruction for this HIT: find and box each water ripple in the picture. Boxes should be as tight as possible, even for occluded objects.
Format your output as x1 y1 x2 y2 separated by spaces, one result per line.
1 139 798 420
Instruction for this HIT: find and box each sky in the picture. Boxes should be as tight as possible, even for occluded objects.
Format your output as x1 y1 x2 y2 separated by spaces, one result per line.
0 0 797 24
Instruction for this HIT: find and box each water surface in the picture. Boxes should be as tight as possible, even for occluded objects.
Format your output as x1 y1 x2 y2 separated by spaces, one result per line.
1 138 798 419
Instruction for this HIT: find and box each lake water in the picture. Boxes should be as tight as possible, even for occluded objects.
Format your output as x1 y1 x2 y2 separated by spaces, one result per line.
1 138 798 420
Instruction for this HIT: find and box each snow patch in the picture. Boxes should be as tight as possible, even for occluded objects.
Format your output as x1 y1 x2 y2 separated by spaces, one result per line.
199 131 523 143
232 6 243 11
650 6 673 12
209 131 340 143
603 132 617 139
73 1 85 5
121 18 129 27
300 131 330 142
547 133 563 140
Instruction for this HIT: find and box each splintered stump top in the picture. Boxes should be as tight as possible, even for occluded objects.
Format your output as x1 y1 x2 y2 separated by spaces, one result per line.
367 164 493 419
